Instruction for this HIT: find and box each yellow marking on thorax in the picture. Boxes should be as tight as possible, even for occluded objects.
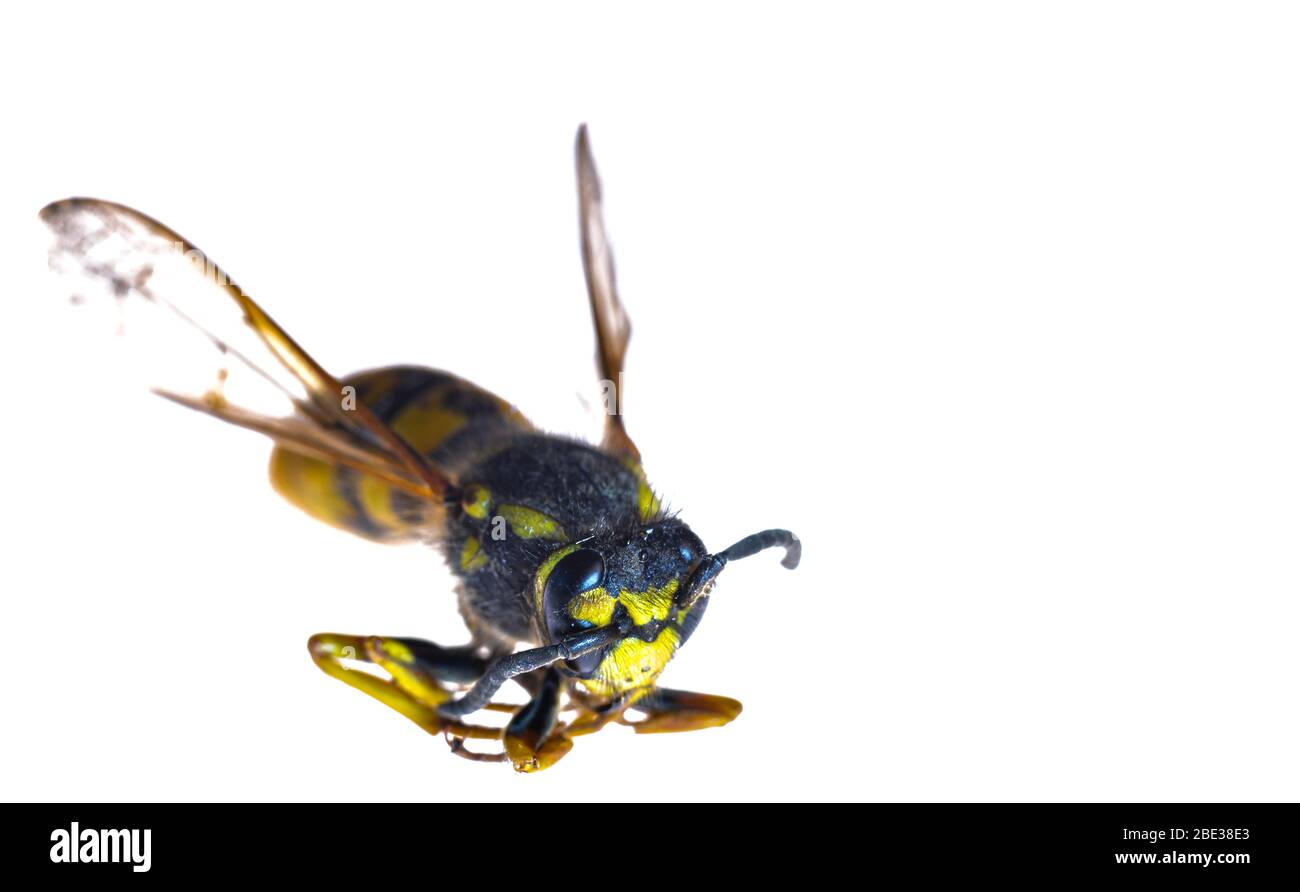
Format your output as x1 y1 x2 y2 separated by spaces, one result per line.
497 504 566 540
460 484 492 520
622 459 661 521
580 626 682 697
460 537 487 571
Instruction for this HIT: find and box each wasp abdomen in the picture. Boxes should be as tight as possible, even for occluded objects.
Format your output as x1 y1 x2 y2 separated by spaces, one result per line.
269 365 531 542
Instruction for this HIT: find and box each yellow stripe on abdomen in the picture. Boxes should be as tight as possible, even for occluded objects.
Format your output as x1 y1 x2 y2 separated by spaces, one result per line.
268 448 359 533
267 365 532 544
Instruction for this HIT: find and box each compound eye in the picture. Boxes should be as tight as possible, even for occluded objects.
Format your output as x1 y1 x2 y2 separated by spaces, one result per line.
542 548 606 643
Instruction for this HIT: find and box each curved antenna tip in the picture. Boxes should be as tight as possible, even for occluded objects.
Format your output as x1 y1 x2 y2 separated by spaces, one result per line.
781 535 802 570
717 529 801 570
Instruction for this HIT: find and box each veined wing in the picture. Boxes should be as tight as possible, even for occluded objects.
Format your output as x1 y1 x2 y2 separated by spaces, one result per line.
40 197 453 503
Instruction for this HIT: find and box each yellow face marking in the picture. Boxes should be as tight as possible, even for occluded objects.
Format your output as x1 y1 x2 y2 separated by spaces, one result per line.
460 537 487 571
581 626 681 697
497 504 567 540
460 484 492 520
568 587 615 626
617 579 679 626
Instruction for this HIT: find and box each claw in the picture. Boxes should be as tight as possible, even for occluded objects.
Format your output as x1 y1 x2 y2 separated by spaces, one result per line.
505 732 574 773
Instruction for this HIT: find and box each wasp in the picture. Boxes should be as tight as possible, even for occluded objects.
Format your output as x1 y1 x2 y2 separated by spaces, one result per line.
40 126 800 772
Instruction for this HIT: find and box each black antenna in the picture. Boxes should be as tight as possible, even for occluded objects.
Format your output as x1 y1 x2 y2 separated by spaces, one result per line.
677 528 801 611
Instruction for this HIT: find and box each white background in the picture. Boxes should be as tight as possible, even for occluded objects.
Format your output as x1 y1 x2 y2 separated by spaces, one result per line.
1 2 1298 802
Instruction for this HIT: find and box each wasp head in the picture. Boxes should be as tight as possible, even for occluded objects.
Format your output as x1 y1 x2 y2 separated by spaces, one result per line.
533 518 800 699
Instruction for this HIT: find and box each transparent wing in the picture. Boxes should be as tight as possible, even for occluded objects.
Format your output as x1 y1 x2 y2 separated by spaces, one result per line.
40 197 452 502
576 126 640 462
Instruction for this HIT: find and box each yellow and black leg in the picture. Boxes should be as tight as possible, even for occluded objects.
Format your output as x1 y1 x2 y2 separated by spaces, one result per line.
619 687 743 734
307 633 504 744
